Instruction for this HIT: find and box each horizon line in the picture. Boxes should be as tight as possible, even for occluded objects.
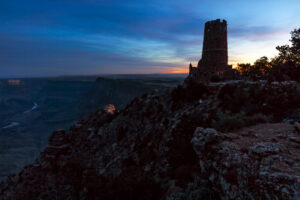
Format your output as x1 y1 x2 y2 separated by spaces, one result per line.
0 72 189 80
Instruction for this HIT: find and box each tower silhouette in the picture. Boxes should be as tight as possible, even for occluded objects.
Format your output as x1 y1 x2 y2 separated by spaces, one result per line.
188 19 232 81
199 19 228 70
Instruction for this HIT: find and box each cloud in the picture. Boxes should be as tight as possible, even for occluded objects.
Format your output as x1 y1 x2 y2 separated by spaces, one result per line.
0 35 184 77
0 0 299 77
229 25 286 41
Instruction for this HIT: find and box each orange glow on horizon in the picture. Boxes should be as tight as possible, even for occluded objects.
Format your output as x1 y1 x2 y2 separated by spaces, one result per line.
229 59 252 68
162 67 188 74
160 58 255 74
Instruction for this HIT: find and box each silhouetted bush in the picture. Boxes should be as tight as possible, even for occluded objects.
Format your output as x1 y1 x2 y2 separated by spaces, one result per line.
244 113 268 126
210 75 221 82
217 81 300 121
171 81 209 110
217 83 250 113
212 110 245 132
237 28 300 82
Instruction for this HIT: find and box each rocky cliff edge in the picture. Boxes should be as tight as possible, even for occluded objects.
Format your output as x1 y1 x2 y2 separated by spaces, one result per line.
1 80 300 200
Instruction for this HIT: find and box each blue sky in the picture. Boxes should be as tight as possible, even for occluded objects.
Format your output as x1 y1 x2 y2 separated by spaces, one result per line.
0 0 299 77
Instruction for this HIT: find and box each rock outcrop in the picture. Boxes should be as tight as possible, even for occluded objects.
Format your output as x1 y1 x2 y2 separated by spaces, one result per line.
1 80 300 200
189 124 300 200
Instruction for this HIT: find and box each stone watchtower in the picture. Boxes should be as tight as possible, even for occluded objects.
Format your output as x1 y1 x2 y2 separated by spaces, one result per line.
199 19 228 69
188 19 232 81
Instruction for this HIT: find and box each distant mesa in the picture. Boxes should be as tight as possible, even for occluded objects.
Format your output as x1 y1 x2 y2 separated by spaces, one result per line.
188 19 235 82
7 79 22 86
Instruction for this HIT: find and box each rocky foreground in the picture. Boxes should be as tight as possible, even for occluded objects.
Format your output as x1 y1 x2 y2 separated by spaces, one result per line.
1 80 300 200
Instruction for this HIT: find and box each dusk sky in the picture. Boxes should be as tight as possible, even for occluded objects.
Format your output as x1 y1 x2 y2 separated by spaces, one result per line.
1 0 299 78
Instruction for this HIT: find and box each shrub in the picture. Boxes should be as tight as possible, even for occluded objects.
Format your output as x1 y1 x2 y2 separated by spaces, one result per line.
171 81 209 110
210 75 221 82
212 110 245 132
217 83 250 113
244 113 268 126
